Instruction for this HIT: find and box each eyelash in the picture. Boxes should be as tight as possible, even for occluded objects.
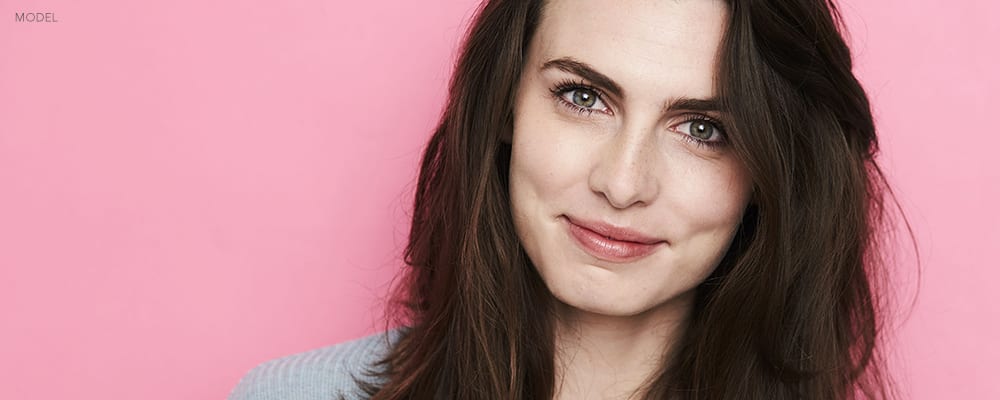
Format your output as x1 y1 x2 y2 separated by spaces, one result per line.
549 79 607 116
548 80 728 149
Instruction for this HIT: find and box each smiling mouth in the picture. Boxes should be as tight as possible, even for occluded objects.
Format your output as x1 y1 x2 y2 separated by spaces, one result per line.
562 217 664 263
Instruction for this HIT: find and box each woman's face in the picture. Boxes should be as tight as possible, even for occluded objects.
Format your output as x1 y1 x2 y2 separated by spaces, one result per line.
509 0 752 318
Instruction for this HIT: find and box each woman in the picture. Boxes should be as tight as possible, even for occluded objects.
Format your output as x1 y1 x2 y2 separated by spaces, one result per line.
230 0 901 398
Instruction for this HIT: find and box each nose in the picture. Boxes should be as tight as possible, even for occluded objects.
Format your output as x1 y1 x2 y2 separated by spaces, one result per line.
588 120 660 209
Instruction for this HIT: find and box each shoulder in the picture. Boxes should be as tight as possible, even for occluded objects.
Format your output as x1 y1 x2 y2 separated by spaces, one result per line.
227 329 405 400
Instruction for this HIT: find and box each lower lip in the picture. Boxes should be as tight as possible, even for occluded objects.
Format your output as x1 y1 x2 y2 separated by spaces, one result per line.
565 218 663 263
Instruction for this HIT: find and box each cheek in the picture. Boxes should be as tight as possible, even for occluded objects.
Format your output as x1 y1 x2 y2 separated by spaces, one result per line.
667 158 752 242
509 104 593 209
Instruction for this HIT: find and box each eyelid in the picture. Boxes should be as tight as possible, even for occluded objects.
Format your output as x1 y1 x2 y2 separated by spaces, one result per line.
673 113 727 133
550 79 615 115
669 114 728 149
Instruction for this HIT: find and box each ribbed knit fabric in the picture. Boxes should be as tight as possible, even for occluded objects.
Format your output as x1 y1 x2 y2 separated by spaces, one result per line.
228 329 403 400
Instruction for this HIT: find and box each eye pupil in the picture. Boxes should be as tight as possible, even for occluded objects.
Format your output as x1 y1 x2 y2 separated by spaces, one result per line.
572 89 597 108
691 121 714 139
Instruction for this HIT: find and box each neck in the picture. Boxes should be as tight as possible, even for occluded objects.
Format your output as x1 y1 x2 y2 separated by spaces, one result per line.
551 291 694 400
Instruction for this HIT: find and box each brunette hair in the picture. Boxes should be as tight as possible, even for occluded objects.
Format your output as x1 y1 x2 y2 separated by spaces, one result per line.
362 0 905 398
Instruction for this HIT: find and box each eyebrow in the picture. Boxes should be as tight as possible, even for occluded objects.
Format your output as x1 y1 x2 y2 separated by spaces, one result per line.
541 57 625 98
540 56 721 113
666 97 720 113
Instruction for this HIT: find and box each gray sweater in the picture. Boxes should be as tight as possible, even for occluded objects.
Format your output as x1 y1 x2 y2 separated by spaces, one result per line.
228 329 402 400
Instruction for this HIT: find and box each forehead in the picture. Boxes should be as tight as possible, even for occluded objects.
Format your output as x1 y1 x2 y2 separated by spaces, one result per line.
531 0 730 100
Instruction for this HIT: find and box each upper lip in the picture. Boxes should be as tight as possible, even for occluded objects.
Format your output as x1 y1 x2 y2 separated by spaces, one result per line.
564 215 665 245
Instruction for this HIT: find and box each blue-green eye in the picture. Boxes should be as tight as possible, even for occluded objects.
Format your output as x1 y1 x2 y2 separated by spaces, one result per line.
550 81 610 115
571 88 599 108
689 120 715 140
672 116 727 149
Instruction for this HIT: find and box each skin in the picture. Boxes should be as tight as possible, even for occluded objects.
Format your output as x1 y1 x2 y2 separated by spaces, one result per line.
507 0 753 398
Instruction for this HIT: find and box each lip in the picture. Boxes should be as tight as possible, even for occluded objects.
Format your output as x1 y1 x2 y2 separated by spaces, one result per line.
563 215 665 263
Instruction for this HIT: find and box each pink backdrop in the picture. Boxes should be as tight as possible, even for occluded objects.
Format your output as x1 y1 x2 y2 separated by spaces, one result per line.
1 1 996 398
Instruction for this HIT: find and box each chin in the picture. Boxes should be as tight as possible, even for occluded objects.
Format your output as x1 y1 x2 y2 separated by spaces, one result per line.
557 295 653 318
539 262 685 318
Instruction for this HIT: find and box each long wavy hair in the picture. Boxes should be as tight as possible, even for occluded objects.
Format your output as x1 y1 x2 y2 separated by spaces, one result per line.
362 0 905 398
